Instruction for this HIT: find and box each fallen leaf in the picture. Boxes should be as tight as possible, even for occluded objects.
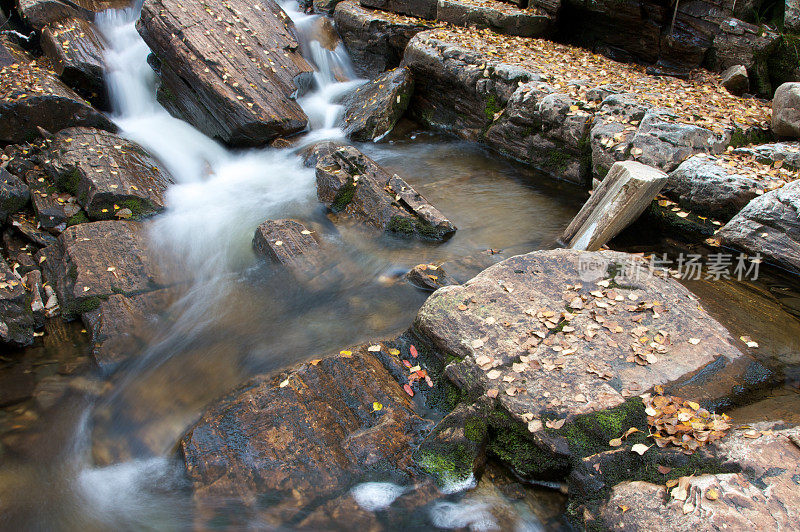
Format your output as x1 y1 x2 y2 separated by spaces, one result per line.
279 378 290 388
372 402 383 412
403 384 414 397
546 418 566 430
410 345 418 358
609 437 623 447
368 344 381 352
631 443 651 455
706 488 719 500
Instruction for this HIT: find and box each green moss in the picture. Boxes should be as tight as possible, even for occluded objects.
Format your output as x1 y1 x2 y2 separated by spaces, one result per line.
68 263 78 282
415 445 475 487
547 150 572 172
465 416 488 443
66 211 89 227
768 33 800 89
65 296 102 316
57 167 81 195
486 410 570 478
484 94 502 121
331 180 356 212
729 127 772 148
387 215 415 234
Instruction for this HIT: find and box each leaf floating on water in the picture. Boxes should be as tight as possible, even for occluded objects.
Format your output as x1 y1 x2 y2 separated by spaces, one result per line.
740 335 759 348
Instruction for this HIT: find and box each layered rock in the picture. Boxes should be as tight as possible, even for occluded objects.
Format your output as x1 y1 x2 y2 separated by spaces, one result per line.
310 142 456 239
0 40 115 143
360 0 437 19
333 1 431 78
39 220 181 319
0 167 30 223
343 66 413 141
414 249 762 475
45 127 173 220
16 0 130 28
180 343 432 527
717 180 800 275
435 0 554 37
0 255 34 346
665 154 760 220
137 0 313 146
40 17 107 101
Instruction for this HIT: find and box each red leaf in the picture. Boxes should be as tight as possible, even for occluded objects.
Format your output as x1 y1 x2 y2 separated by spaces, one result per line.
425 375 434 387
403 384 414 397
402 360 412 368
410 345 418 358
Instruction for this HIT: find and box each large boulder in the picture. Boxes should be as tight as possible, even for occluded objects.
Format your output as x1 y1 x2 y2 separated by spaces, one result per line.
664 154 760 220
333 1 431 78
706 18 779 94
788 0 800 32
180 343 433 527
15 0 130 28
414 249 762 476
311 142 456 239
45 127 173 220
39 220 182 319
0 40 116 143
436 0 554 37
137 0 314 146
40 17 107 101
772 82 800 138
717 180 800 275
592 423 800 530
343 66 413 141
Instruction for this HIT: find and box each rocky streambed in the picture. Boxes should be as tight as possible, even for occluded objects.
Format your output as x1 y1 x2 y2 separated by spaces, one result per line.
1 0 800 530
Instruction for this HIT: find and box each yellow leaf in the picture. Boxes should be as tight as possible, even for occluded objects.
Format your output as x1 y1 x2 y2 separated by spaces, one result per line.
372 402 383 412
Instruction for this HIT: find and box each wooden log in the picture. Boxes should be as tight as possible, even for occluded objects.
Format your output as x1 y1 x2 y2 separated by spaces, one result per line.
561 160 667 251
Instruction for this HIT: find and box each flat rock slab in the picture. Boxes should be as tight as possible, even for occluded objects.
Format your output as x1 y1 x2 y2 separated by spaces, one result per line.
0 40 116 143
415 249 750 426
41 17 107 99
361 0 437 19
717 180 800 275
137 0 313 146
40 220 181 319
180 344 432 526
45 127 173 220
595 423 800 530
665 154 760 220
311 142 456 240
333 1 432 78
343 66 413 141
82 287 181 370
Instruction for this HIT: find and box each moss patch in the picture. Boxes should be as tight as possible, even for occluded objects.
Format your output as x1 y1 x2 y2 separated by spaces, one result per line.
484 94 502 121
331 180 356 213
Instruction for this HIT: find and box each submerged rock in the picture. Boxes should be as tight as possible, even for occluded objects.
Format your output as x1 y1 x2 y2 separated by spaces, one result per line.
180 343 432 526
0 40 116 143
717 180 800 275
665 154 760 220
414 249 763 476
137 0 313 146
334 1 431 78
343 67 413 141
311 142 456 240
45 127 173 220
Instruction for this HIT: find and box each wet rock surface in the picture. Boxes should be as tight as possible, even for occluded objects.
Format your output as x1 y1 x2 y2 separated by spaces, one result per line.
343 67 413 141
40 18 107 102
334 1 431 78
717 180 800 275
137 0 313 146
180 343 433 526
593 422 800 530
16 0 131 28
311 142 456 239
414 249 759 472
665 154 760 220
0 255 34 346
0 39 116 143
45 127 173 220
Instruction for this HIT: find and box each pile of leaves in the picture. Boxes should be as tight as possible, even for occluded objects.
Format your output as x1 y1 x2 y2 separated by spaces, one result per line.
425 28 771 131
644 387 731 453
0 60 52 103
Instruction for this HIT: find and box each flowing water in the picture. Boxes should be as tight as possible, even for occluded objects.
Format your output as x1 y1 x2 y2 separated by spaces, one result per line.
1 1 799 529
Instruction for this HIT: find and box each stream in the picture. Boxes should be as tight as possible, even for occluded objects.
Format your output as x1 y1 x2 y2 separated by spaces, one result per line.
0 1 799 530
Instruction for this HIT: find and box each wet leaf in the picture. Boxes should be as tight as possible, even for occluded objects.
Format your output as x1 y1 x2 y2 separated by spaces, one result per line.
368 344 381 352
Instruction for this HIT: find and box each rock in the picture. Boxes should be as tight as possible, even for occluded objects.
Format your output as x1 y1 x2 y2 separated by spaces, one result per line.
664 154 760 220
137 0 313 146
593 423 800 530
45 127 173 220
40 18 107 102
82 288 180 370
706 18 778 95
486 81 592 184
589 93 650 178
414 249 757 476
720 64 748 95
39 220 181 319
9 213 57 247
0 40 116 143
406 263 458 291
788 0 800 32
312 142 456 239
717 180 800 275
333 1 431 78
2 230 39 276
360 0 437 19
180 343 432 527
16 0 131 28
24 268 46 326
403 31 539 140
343 67 413 141
732 142 800 169
436 0 554 37
252 218 332 286
561 161 668 250
23 166 81 230
0 255 34 346
631 108 728 172
772 82 800 138
0 167 30 223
